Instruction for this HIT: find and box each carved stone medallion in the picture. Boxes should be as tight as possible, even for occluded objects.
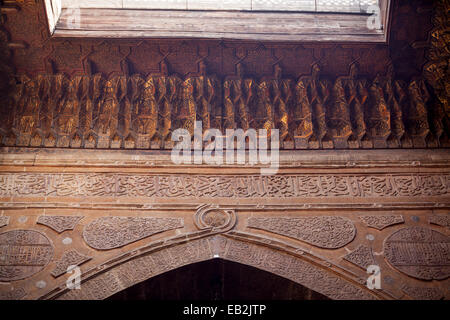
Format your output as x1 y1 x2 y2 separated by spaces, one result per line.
194 206 236 231
37 216 84 233
384 227 450 280
247 216 356 249
83 217 184 250
0 230 54 281
359 215 404 230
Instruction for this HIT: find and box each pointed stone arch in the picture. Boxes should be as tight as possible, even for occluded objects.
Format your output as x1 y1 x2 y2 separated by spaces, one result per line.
39 233 391 300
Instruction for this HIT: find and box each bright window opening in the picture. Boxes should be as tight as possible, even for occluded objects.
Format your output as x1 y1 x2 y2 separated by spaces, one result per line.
60 0 379 13
45 0 390 42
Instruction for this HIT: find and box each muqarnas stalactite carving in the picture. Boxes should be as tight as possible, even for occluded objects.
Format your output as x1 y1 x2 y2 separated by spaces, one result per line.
1 62 448 150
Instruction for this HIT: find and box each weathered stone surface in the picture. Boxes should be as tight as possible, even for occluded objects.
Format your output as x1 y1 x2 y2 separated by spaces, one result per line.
343 245 376 270
0 173 448 199
0 216 9 228
0 287 27 300
401 285 444 300
359 215 404 230
83 217 184 250
384 227 450 280
51 250 92 278
37 216 84 233
247 216 356 249
429 215 450 228
0 230 54 281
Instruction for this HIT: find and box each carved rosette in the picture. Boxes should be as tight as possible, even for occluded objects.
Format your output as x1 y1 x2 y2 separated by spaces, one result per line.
194 205 236 232
37 215 84 233
0 230 54 281
343 245 376 270
359 215 404 230
247 216 356 249
51 250 92 278
384 227 450 280
83 217 184 250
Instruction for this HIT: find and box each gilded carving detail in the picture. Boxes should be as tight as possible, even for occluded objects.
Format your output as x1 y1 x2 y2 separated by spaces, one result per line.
1 69 444 150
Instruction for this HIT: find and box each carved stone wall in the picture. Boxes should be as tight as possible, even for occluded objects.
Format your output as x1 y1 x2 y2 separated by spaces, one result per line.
0 149 448 300
0 0 448 301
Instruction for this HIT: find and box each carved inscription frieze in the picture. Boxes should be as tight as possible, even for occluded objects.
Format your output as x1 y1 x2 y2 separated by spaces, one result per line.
51 250 92 278
37 216 84 233
247 216 356 249
0 230 54 281
83 217 184 250
359 215 404 230
384 227 450 280
0 173 448 199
